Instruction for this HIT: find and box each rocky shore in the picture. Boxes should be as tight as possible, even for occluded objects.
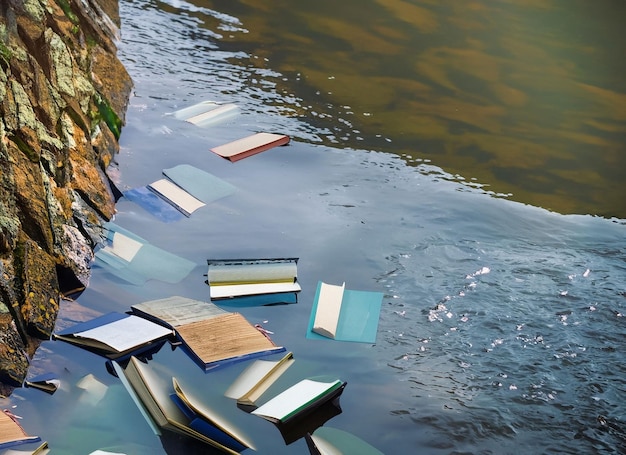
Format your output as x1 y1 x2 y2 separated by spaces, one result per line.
0 0 132 394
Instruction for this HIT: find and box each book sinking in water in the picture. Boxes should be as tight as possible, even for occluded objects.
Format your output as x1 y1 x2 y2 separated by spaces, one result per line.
52 312 174 360
173 101 239 128
224 352 295 410
130 296 285 371
207 258 301 305
210 132 290 162
251 376 346 425
0 410 43 451
306 281 384 343
113 357 254 454
123 164 236 222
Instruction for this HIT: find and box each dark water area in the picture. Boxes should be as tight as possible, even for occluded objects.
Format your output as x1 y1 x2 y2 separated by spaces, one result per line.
2 1 625 454
169 0 626 219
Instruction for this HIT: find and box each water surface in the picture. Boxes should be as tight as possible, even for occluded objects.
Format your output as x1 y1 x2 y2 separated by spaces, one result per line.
3 1 625 454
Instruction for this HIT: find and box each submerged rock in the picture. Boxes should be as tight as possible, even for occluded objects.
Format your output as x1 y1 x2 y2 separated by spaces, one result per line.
0 0 132 392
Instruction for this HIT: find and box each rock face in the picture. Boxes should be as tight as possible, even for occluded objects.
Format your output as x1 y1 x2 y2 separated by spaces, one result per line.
0 0 132 393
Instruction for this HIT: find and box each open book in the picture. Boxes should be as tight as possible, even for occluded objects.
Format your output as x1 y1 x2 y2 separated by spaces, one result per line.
52 312 174 360
224 352 295 409
307 281 384 343
251 376 346 425
113 357 251 454
0 410 41 451
207 258 301 304
210 132 290 162
131 296 285 371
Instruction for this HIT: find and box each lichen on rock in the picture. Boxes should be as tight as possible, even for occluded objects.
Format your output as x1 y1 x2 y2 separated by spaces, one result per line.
0 0 132 392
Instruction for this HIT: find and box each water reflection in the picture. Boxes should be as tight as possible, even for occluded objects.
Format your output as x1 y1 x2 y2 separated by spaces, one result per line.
180 0 626 218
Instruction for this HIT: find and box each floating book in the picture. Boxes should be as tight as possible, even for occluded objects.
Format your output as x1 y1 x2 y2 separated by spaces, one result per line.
207 258 301 304
112 357 245 454
0 410 41 451
305 427 384 455
224 352 295 409
95 222 195 285
124 165 236 221
130 296 285 371
307 281 384 343
171 377 255 452
251 376 346 425
24 372 60 395
210 132 290 162
52 312 174 360
173 101 239 128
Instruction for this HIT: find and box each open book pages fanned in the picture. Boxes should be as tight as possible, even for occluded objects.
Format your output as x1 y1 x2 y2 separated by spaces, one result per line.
0 410 41 450
113 357 243 454
207 258 301 302
307 281 384 343
210 132 290 162
52 312 174 359
251 377 346 424
130 296 284 371
224 352 295 407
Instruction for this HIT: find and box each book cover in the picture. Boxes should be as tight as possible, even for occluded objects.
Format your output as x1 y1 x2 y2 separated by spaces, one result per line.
210 133 290 162
53 312 174 359
306 281 384 343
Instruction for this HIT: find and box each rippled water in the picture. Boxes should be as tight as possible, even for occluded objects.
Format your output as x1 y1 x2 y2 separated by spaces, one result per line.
3 1 625 454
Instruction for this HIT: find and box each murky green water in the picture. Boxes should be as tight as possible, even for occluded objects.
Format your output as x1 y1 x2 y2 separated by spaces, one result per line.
188 0 626 218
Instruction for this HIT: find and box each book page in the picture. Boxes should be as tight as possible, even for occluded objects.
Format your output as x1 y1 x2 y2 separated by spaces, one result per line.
211 133 288 159
251 378 340 421
210 281 301 299
208 260 298 285
75 315 173 353
0 410 37 445
312 282 345 339
148 179 205 215
132 296 227 327
224 352 294 401
176 313 278 365
102 231 143 262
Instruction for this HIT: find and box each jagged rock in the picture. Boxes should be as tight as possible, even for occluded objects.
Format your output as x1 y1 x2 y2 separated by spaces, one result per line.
0 0 132 392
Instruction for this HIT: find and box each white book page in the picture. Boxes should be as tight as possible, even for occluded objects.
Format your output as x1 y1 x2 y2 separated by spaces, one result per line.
224 360 278 399
210 282 301 299
149 179 205 214
75 315 172 352
211 133 285 158
132 296 227 327
252 378 338 420
312 282 345 339
102 232 143 262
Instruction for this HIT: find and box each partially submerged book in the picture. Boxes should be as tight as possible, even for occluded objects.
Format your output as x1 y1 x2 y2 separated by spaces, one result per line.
224 352 295 409
207 258 301 304
305 427 384 455
24 372 60 395
210 132 290 162
307 281 384 343
52 312 174 360
173 101 239 128
95 222 195 285
171 377 255 452
0 410 41 450
130 296 285 371
251 376 346 425
124 165 236 221
112 357 243 454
